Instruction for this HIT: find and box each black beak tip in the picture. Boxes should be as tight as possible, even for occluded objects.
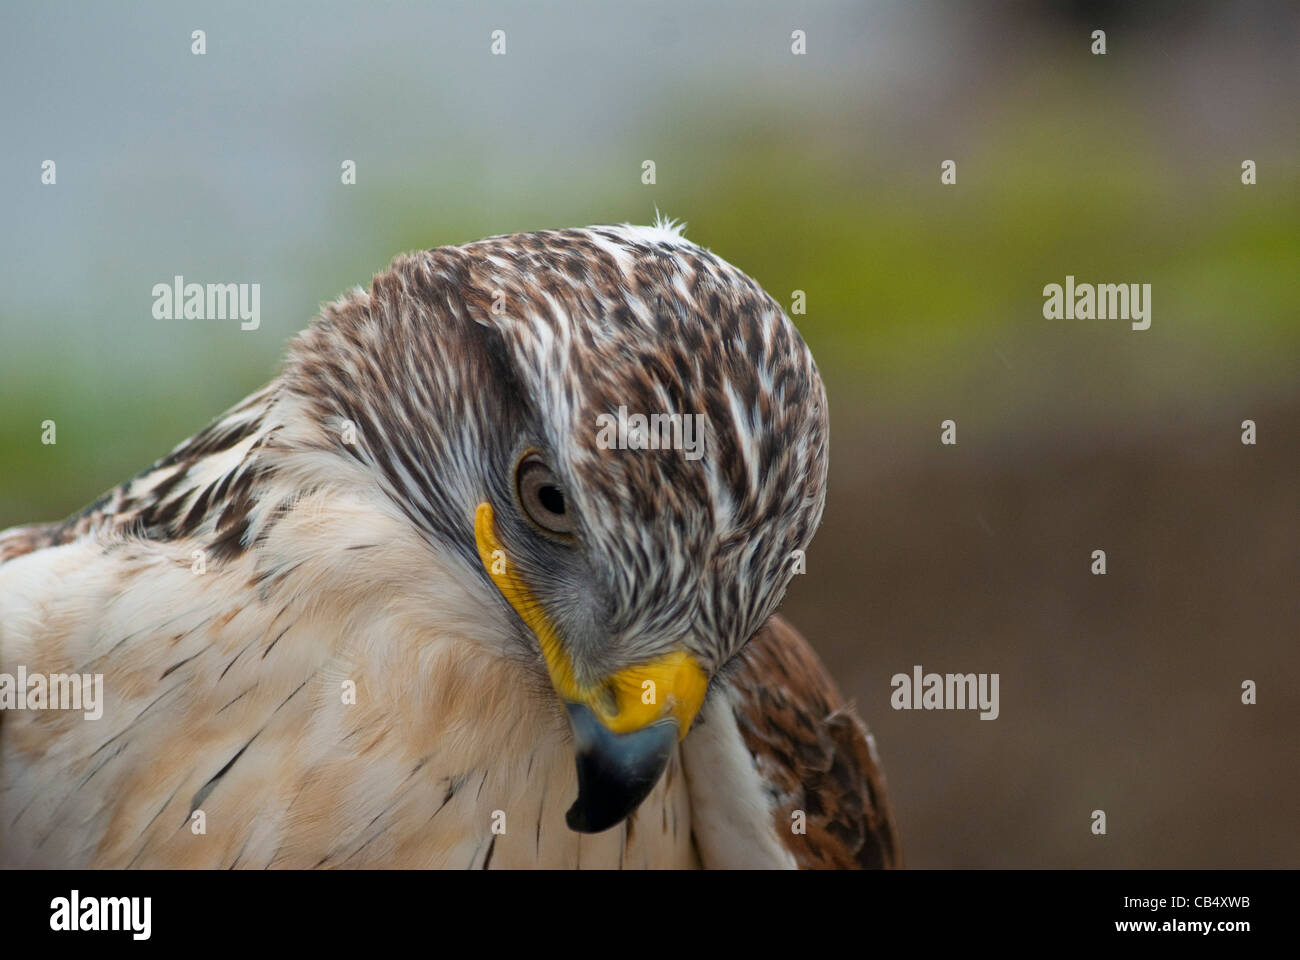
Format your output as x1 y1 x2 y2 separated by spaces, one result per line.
564 800 603 833
564 702 678 834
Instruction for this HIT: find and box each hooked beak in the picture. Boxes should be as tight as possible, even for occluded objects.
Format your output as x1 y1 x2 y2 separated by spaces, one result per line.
563 703 678 833
474 502 708 833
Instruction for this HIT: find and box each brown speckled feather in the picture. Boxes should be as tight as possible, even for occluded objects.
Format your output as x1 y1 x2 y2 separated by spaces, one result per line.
1 222 890 869
724 615 901 868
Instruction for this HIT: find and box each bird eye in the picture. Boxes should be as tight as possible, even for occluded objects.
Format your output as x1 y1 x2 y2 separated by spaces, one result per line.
516 454 575 537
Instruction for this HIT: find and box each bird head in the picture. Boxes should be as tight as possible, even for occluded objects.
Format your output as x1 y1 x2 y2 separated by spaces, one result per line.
284 221 828 833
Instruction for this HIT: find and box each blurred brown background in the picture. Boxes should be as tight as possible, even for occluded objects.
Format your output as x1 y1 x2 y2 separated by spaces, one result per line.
787 394 1297 867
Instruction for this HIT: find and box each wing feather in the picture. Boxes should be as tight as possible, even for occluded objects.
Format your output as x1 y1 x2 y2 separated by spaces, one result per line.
720 615 901 869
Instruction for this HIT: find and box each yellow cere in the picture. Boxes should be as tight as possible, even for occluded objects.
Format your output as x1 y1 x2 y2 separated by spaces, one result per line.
474 501 708 738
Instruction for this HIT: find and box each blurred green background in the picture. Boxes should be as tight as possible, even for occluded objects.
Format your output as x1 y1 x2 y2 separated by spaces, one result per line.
2 1 1296 866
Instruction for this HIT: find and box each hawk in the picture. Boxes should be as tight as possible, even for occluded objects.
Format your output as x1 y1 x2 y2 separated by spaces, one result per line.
0 221 899 868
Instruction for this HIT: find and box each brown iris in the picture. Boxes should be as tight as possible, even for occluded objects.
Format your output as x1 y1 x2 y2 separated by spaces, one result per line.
516 452 575 537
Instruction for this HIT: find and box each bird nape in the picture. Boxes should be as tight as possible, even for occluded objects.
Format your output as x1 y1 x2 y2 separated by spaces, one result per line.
0 221 900 869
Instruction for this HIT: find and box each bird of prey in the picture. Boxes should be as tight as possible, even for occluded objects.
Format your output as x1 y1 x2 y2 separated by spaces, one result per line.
0 221 899 869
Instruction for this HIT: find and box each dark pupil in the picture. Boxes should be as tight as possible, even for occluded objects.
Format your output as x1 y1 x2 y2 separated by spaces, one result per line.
537 484 566 515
